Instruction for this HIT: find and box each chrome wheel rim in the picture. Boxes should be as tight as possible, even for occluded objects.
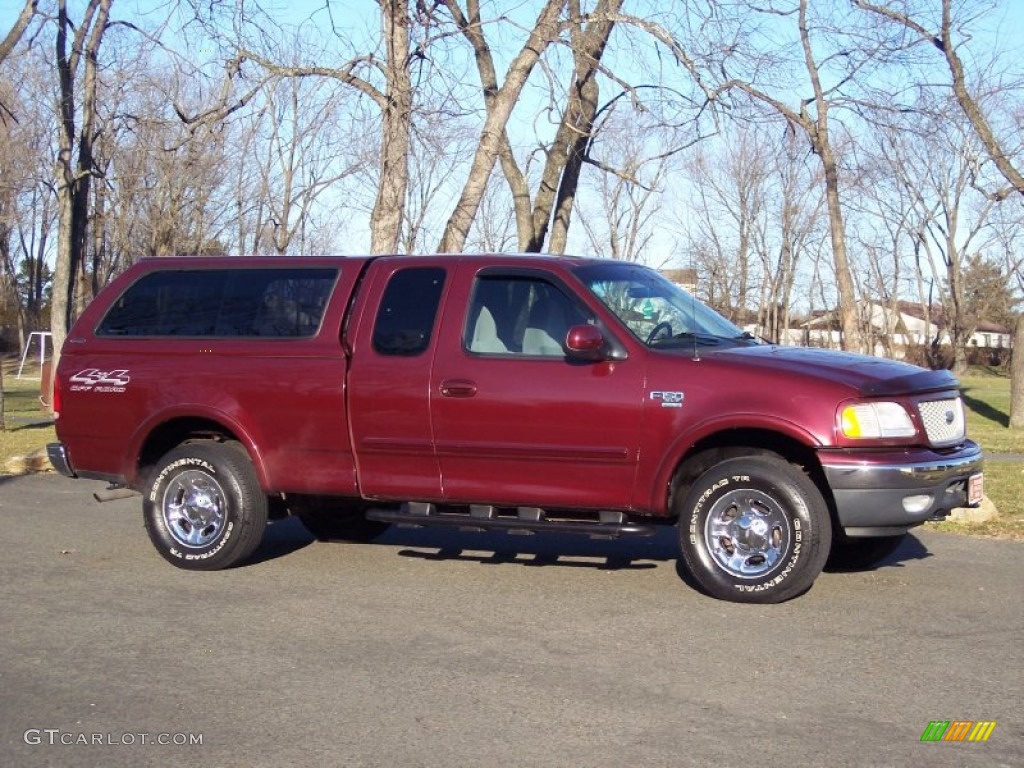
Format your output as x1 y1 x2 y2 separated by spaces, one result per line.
162 470 228 548
704 488 792 578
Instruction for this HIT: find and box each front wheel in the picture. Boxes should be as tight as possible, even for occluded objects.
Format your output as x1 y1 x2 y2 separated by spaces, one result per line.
676 455 832 603
144 441 268 570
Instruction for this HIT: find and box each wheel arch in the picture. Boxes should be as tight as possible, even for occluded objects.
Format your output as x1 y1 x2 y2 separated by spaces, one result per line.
661 426 836 525
129 411 268 490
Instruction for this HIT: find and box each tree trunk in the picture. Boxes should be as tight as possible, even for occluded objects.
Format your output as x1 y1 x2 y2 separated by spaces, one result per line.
853 0 1024 200
438 0 564 253
370 0 411 254
0 356 5 431
539 0 622 254
798 0 862 354
1010 314 1024 429
727 1 864 353
819 146 863 353
49 0 112 407
0 222 6 432
0 0 37 67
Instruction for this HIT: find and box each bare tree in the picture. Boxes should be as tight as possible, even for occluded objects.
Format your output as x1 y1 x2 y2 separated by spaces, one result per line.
845 0 1024 393
0 47 56 349
851 123 930 358
760 129 827 344
525 0 624 254
83 53 235 275
436 0 566 253
400 113 477 253
878 93 1002 374
251 76 360 254
50 0 113 396
853 0 1024 200
465 177 518 253
678 120 823 337
235 0 415 254
1012 314 1024 428
0 0 37 71
436 0 705 255
713 0 886 352
575 110 672 263
680 125 771 320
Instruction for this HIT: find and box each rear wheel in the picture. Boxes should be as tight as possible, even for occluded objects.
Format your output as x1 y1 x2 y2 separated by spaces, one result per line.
144 441 267 570
676 454 832 603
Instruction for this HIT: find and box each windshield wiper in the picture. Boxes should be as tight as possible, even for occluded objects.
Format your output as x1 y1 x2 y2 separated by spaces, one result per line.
650 331 723 348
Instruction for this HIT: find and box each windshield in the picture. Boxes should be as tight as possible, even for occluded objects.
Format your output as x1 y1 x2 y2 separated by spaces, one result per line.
574 262 753 348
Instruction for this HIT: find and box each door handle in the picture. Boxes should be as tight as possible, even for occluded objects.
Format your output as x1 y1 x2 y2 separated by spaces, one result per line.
440 379 478 398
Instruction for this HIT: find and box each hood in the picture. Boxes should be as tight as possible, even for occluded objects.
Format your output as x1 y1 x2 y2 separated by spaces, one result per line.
706 344 959 397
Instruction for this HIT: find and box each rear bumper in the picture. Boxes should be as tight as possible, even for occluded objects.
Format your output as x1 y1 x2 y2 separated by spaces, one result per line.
47 442 76 478
821 441 983 536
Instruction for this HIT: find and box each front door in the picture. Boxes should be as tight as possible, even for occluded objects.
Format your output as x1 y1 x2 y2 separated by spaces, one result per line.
430 267 645 510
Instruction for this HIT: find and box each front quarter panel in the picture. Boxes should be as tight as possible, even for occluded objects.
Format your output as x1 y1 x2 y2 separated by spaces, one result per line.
634 353 846 514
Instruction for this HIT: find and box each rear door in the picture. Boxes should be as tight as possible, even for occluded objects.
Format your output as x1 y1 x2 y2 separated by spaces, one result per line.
346 260 450 500
430 265 645 510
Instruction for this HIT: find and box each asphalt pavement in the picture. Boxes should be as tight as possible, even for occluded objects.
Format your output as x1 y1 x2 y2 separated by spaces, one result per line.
0 473 1021 767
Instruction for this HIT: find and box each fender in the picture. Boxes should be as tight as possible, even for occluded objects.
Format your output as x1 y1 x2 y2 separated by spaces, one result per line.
125 403 269 490
642 412 824 515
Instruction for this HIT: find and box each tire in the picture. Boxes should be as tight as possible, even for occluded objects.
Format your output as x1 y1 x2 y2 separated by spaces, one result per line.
676 455 832 603
291 496 390 542
143 441 268 571
826 533 905 572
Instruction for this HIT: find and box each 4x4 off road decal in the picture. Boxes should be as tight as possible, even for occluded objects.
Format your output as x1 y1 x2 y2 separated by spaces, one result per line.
69 368 131 393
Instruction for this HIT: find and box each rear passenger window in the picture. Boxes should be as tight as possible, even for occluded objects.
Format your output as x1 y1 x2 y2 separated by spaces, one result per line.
372 267 446 356
97 268 337 338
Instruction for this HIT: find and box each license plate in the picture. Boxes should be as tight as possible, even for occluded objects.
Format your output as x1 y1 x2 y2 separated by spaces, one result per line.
968 473 984 506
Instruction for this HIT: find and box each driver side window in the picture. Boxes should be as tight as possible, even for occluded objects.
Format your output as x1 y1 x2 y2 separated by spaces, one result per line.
465 275 590 357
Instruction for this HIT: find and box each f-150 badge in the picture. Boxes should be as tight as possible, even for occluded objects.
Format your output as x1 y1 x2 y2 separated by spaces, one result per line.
650 391 684 408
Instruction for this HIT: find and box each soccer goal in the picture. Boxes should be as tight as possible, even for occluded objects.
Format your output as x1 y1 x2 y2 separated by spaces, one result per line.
16 331 53 379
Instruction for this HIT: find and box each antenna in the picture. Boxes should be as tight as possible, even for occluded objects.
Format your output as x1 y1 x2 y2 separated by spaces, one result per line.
690 262 700 362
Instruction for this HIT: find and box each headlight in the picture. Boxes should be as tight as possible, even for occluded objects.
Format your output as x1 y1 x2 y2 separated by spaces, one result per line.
840 402 916 439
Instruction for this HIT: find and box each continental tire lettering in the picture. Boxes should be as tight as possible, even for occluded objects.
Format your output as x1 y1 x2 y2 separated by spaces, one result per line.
735 522 803 592
183 522 235 560
149 458 217 503
169 523 235 561
690 477 730 545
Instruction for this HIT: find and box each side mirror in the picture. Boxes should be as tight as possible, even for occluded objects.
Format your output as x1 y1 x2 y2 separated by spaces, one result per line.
565 324 607 361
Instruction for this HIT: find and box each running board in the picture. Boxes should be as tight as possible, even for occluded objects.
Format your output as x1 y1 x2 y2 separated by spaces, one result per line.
366 503 656 538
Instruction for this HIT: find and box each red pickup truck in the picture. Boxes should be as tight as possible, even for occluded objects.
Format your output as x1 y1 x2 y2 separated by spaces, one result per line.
48 254 983 602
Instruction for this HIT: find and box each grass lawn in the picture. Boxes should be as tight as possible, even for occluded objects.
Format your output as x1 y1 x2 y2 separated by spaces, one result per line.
0 361 56 473
931 370 1024 539
958 371 1024 453
2 359 1021 537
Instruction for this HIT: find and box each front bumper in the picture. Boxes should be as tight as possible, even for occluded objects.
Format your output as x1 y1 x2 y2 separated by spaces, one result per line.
821 441 983 536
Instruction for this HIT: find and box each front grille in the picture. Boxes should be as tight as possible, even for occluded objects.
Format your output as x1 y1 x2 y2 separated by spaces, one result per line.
918 397 965 447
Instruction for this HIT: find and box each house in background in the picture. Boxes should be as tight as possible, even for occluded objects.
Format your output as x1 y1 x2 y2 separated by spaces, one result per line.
661 268 697 293
799 301 1012 362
